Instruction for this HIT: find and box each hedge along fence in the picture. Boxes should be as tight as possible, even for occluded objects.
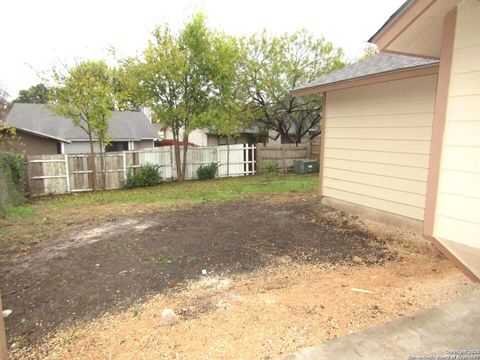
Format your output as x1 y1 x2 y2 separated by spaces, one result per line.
0 152 27 217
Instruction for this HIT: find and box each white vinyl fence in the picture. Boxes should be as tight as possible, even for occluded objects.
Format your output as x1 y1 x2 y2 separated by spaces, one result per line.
27 144 256 196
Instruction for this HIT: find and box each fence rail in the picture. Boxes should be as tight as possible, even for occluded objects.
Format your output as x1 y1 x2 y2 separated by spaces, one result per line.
27 144 256 196
310 138 320 161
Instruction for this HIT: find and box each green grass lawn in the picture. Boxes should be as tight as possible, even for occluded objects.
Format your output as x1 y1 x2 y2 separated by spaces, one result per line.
1 174 318 253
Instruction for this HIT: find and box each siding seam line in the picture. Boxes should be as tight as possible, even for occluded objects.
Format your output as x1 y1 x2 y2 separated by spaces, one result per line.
323 186 424 211
327 112 434 119
325 147 429 155
323 156 428 169
323 178 427 198
323 166 427 183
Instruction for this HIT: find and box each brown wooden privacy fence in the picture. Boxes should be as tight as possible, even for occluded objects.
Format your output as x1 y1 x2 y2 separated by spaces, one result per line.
256 143 311 172
27 144 256 196
310 138 320 161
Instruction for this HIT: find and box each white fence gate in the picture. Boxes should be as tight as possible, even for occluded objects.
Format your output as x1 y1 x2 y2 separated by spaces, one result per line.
217 144 255 177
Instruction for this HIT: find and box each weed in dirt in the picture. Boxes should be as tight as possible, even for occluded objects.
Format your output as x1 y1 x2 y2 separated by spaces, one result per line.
151 255 176 266
187 256 200 263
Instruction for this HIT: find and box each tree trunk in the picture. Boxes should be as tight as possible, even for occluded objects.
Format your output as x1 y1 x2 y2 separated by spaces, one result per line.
99 139 106 190
88 133 97 191
172 128 182 181
181 132 189 181
226 139 230 177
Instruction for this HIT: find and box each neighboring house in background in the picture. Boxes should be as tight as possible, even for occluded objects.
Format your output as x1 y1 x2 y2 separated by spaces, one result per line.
4 103 158 156
152 123 265 147
203 125 265 146
152 123 209 147
291 0 480 282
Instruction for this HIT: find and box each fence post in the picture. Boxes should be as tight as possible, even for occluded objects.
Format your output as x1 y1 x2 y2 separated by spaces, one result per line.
170 146 174 179
122 151 127 184
25 159 32 197
216 146 220 177
0 291 8 360
306 141 312 160
252 144 257 175
281 145 287 173
64 154 70 193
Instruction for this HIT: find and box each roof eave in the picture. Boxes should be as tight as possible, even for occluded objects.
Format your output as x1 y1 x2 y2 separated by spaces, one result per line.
290 62 439 97
69 137 157 142
14 127 71 143
369 0 416 45
369 0 436 52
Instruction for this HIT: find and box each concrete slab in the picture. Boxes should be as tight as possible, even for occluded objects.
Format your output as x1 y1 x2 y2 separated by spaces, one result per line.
281 289 480 360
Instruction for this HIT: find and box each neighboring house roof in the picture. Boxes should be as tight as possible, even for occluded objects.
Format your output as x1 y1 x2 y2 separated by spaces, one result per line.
5 103 158 142
154 139 197 147
203 123 262 135
291 53 439 95
152 123 164 133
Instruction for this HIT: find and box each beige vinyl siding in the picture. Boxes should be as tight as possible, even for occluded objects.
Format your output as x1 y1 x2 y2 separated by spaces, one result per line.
434 0 480 254
323 74 438 221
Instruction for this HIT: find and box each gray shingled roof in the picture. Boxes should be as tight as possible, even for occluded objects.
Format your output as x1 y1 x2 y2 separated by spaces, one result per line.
369 0 413 43
292 53 439 93
5 103 158 142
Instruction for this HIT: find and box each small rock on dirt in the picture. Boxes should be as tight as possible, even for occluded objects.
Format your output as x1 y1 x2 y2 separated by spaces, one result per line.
2 309 12 318
161 309 178 325
352 256 364 264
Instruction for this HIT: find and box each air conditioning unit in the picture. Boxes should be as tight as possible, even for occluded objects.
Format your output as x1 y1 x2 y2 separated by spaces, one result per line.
293 159 319 174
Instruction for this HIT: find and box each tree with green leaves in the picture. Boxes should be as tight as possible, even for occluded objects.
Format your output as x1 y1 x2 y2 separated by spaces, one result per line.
359 44 378 60
50 60 114 190
118 13 243 181
112 58 145 112
241 30 345 143
0 87 9 120
0 124 18 152
13 83 51 104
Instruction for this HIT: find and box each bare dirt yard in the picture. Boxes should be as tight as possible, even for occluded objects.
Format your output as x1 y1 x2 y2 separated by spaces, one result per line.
0 177 476 359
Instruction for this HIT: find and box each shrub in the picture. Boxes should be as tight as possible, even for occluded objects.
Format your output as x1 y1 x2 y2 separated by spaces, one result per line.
197 162 218 180
258 160 278 181
126 163 162 188
0 152 27 217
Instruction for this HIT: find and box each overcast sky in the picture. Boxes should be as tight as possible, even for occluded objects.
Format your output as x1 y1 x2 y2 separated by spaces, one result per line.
0 0 404 99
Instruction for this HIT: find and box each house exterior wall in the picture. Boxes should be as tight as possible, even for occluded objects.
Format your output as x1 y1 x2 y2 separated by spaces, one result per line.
207 135 219 147
162 128 208 147
188 129 208 147
135 140 155 150
64 141 100 154
207 133 253 147
5 130 60 156
64 140 154 153
433 0 480 276
322 74 438 221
